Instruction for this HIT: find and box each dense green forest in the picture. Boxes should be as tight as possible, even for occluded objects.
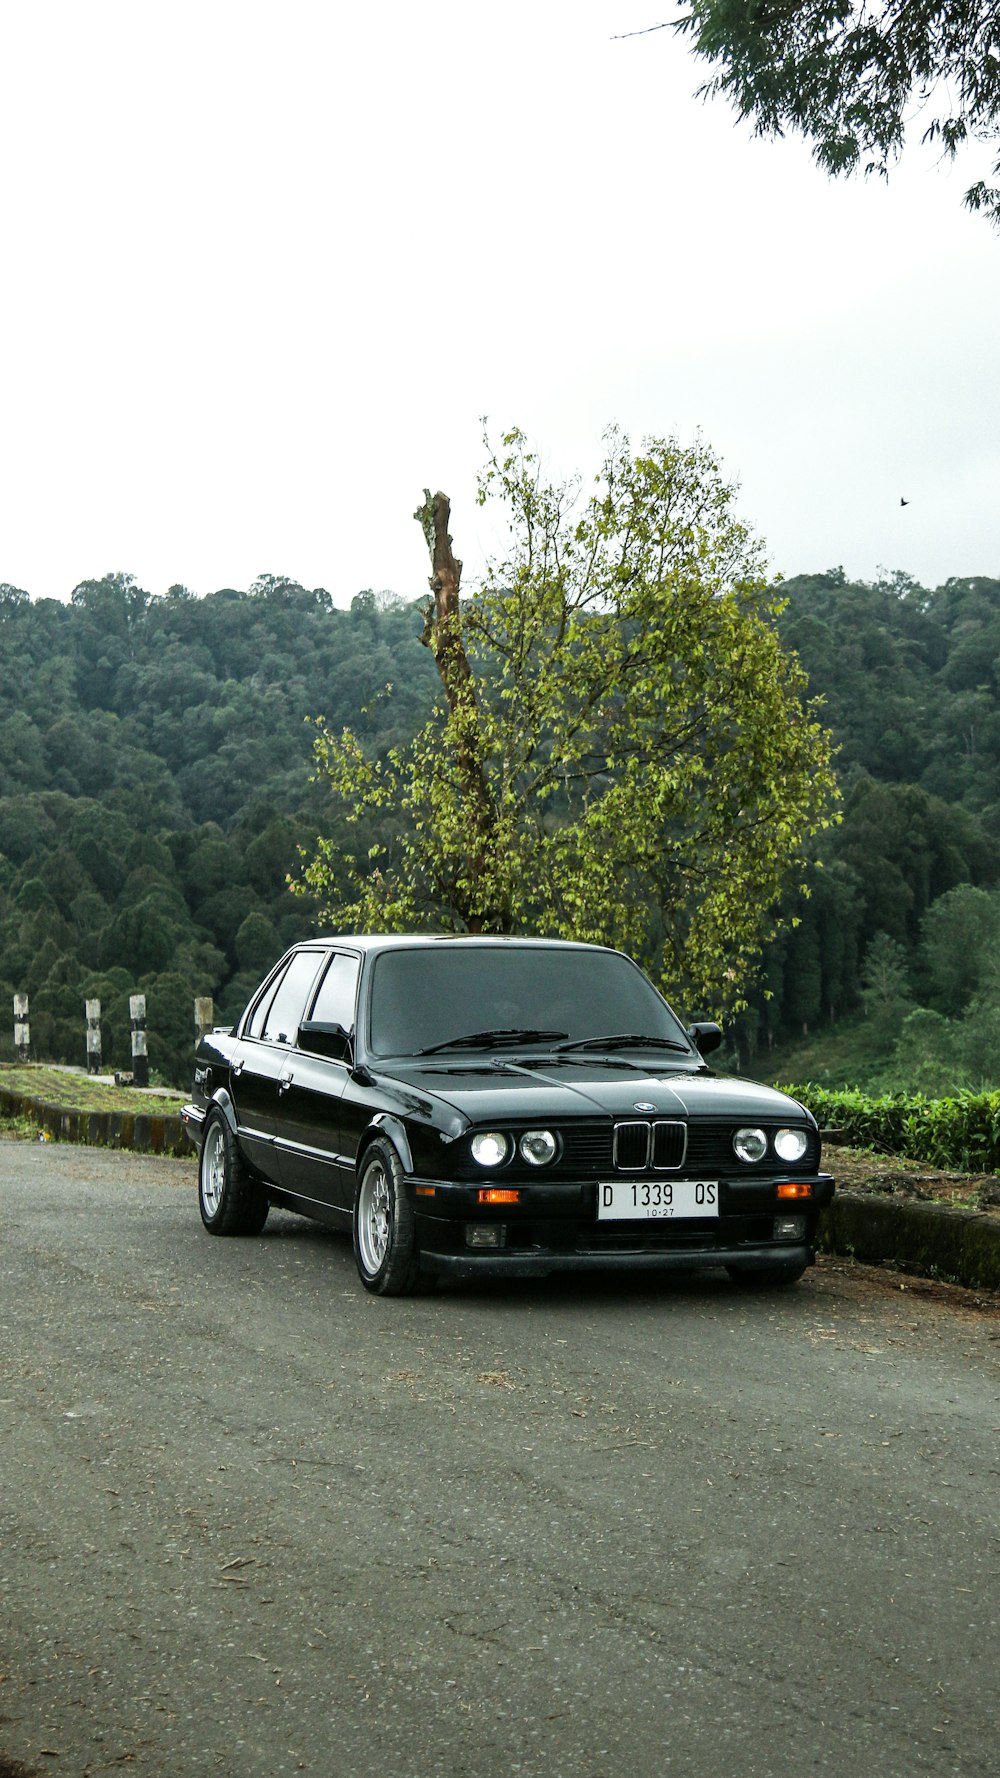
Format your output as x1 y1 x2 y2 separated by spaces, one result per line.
0 574 440 1083
740 569 1000 1091
0 566 998 1089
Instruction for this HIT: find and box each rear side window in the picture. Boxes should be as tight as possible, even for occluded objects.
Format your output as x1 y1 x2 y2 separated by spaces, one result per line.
260 951 325 1044
310 952 360 1030
245 962 288 1039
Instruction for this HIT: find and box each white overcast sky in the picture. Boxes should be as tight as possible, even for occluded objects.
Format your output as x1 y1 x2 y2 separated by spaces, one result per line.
1 0 998 606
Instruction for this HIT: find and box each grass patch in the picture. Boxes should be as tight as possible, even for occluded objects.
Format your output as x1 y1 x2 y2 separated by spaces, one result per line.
0 1063 185 1117
0 1064 190 1155
0 1109 39 1141
740 1016 888 1090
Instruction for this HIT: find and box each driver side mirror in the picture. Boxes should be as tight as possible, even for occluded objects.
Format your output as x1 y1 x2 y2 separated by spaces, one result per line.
687 1021 723 1057
297 1020 353 1062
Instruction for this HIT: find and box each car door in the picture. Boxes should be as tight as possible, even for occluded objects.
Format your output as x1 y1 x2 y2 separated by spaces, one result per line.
271 949 361 1215
229 948 327 1182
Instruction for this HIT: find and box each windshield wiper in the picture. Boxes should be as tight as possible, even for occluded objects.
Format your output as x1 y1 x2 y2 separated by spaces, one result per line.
510 1053 645 1072
554 1032 691 1054
417 1027 569 1056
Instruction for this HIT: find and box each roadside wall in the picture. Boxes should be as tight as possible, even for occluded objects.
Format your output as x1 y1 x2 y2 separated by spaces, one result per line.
0 1084 188 1157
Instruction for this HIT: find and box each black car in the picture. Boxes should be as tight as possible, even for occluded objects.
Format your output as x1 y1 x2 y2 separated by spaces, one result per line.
183 935 834 1295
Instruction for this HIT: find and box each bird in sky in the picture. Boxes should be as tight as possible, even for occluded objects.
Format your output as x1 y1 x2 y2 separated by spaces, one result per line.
900 497 910 506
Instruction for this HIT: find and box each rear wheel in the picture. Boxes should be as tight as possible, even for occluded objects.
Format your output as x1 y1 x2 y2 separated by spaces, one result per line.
353 1138 422 1296
199 1110 269 1236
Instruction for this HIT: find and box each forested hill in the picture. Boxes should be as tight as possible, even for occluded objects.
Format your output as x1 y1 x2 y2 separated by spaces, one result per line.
1 566 998 1087
777 568 1000 807
0 574 439 1082
750 569 1000 1088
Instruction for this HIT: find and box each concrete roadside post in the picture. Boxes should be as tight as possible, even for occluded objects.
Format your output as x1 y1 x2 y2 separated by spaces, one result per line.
130 994 149 1088
85 999 102 1075
14 994 29 1062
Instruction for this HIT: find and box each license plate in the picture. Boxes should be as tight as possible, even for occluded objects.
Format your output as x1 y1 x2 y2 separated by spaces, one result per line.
597 1179 719 1220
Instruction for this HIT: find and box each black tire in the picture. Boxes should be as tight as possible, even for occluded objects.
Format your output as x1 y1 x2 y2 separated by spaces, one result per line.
198 1110 269 1236
726 1261 808 1289
353 1138 422 1296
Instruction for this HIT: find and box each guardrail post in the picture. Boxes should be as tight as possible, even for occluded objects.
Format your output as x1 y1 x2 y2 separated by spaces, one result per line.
130 994 149 1087
14 993 30 1062
85 999 102 1074
194 997 214 1042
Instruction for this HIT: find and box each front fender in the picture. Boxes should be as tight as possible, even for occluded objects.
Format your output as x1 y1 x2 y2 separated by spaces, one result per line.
363 1112 415 1176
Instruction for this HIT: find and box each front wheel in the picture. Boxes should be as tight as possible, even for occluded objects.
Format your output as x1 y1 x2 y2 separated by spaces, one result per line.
199 1110 269 1236
353 1138 422 1296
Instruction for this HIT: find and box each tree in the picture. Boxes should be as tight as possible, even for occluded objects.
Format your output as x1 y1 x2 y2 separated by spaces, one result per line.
859 929 913 1030
834 774 989 948
783 917 823 1036
294 427 839 1017
657 1 1000 225
919 883 1000 1012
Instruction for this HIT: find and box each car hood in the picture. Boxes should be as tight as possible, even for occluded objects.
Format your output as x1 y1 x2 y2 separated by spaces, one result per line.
381 1060 811 1127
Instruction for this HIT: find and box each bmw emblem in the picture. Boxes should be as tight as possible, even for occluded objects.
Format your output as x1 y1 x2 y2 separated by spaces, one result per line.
633 1101 656 1112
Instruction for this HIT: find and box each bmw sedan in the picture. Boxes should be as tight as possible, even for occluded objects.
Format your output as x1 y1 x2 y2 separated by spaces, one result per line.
183 935 834 1295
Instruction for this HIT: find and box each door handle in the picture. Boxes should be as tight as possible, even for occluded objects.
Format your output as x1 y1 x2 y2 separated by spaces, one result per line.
232 1060 245 1079
278 1073 294 1095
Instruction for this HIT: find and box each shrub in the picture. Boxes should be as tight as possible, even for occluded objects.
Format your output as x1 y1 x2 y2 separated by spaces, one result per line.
782 1083 1000 1173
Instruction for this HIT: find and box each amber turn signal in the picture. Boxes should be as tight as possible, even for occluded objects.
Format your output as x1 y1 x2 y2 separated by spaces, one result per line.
777 1182 813 1199
477 1188 521 1205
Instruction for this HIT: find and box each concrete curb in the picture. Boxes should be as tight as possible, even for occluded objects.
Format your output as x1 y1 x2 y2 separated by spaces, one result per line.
0 1084 188 1157
819 1191 1000 1292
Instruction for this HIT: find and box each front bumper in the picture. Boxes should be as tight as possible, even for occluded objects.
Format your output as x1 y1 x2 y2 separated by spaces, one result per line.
411 1169 834 1278
418 1241 814 1280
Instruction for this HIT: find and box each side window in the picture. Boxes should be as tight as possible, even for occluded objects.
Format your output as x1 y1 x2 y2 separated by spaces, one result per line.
245 961 290 1040
310 952 360 1031
261 951 324 1044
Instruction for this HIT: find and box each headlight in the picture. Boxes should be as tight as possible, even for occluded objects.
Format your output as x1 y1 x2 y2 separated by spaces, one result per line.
734 1126 768 1163
519 1129 557 1166
471 1131 509 1167
774 1127 809 1163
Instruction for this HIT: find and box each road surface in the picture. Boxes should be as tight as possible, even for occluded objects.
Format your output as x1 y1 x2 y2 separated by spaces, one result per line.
1 1142 997 1777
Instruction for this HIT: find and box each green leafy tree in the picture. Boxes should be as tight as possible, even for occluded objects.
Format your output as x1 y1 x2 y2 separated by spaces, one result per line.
663 0 1000 224
235 910 281 972
295 428 839 1016
835 775 988 948
860 929 913 1032
783 916 824 1036
881 992 1000 1094
919 883 1000 1013
881 1006 965 1095
958 991 1000 1085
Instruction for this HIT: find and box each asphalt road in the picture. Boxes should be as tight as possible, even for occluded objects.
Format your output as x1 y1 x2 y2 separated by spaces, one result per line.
1 1143 998 1778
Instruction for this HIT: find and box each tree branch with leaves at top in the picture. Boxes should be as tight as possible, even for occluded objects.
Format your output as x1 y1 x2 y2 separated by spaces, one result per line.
627 1 1000 225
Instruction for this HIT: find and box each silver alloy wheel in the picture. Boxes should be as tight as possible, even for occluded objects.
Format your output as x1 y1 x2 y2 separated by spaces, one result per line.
357 1158 392 1275
201 1120 226 1218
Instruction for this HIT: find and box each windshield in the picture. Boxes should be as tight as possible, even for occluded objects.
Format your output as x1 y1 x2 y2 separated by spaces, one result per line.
366 944 693 1059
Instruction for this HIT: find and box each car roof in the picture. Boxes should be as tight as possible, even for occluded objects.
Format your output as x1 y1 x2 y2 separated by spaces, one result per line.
310 934 620 956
